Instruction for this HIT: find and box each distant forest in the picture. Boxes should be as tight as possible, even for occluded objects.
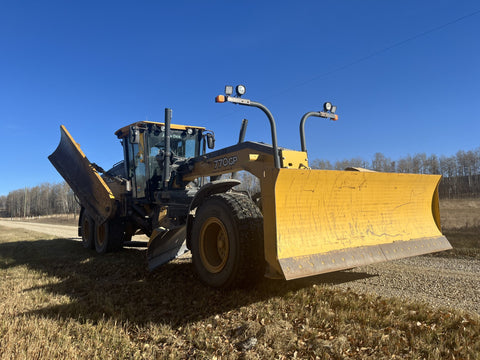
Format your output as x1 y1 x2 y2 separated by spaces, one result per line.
0 182 78 218
1 147 479 218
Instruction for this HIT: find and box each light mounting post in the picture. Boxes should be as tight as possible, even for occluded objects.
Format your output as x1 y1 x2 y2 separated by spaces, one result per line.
299 102 339 153
215 85 281 169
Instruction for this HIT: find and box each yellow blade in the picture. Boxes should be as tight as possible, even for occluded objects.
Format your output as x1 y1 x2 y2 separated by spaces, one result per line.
261 169 451 280
48 125 116 225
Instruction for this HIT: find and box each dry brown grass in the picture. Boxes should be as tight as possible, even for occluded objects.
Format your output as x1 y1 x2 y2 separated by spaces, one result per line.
18 214 79 226
437 198 480 259
440 198 480 229
1 225 479 359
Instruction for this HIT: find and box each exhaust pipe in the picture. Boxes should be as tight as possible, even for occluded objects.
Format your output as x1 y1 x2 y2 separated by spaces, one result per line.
163 108 172 189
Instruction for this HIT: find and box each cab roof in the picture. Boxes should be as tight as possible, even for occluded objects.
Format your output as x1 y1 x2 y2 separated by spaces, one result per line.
115 121 206 139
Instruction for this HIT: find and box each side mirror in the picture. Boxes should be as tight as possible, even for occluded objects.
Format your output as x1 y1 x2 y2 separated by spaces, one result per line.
206 133 215 149
129 126 140 144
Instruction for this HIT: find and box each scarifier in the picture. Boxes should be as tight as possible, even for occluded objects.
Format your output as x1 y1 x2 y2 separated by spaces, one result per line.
48 86 451 288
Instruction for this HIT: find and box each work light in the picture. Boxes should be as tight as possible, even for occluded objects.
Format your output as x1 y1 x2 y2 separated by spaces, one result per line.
236 85 246 96
225 85 233 96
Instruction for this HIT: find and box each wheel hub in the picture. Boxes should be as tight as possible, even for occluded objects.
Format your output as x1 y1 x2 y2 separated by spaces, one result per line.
200 217 229 273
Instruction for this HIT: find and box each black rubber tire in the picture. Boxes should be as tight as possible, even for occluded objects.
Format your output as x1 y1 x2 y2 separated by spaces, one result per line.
94 219 125 254
191 192 264 289
79 209 95 250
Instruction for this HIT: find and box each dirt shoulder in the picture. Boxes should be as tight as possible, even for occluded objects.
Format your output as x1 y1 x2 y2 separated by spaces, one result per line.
0 219 79 240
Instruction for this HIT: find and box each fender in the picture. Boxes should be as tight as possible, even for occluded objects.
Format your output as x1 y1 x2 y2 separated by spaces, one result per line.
186 179 241 249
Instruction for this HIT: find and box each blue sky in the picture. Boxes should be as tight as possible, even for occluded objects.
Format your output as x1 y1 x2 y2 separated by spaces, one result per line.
1 1 479 195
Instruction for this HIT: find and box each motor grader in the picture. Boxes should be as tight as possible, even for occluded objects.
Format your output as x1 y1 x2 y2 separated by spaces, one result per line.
49 85 451 288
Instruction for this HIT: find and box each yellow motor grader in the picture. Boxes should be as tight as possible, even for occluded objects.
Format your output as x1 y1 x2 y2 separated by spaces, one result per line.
49 85 451 288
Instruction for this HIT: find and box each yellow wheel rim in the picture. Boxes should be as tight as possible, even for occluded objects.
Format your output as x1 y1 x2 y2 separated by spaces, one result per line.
199 217 229 273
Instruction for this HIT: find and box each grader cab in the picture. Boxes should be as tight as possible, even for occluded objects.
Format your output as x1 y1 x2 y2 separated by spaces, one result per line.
49 86 451 288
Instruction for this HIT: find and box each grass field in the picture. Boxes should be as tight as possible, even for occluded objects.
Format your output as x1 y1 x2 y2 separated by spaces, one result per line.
1 221 479 359
439 198 480 259
440 198 480 229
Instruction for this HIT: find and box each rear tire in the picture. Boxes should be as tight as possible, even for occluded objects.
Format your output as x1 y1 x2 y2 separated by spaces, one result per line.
80 209 95 249
94 219 125 254
191 193 264 289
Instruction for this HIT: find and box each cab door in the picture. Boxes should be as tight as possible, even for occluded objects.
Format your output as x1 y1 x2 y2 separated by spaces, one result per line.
126 126 147 199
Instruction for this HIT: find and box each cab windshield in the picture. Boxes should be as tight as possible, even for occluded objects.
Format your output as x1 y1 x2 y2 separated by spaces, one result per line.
146 124 202 192
126 123 202 198
147 125 201 160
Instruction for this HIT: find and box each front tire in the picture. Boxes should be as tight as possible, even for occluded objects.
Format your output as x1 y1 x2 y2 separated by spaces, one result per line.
80 209 95 249
94 219 125 254
191 193 264 289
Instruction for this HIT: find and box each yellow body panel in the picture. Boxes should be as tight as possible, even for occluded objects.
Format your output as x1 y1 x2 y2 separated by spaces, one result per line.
261 168 451 280
280 149 309 169
183 146 275 181
276 169 440 256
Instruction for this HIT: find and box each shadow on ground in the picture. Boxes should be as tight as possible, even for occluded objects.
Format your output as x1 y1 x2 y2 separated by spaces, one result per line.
0 237 375 326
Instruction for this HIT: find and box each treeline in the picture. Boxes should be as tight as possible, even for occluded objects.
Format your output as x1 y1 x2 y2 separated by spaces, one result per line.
311 148 480 177
439 175 480 198
0 182 79 218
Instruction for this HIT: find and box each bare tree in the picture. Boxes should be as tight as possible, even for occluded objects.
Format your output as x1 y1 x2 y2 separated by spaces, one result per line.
425 154 440 174
439 155 456 177
371 152 395 172
2 182 80 218
397 155 413 173
0 195 7 217
310 159 333 170
233 171 260 195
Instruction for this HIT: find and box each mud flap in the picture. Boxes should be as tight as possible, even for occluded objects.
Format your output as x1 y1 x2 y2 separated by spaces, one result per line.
48 125 116 224
147 226 188 270
261 168 452 280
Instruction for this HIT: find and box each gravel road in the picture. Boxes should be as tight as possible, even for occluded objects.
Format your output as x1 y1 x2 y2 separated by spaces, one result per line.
1 219 479 316
332 257 480 316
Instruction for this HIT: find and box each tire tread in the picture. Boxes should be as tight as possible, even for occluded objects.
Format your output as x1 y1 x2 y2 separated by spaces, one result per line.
193 192 264 288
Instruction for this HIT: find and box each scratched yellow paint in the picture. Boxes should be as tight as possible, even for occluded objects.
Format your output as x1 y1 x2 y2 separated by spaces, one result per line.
271 169 442 260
